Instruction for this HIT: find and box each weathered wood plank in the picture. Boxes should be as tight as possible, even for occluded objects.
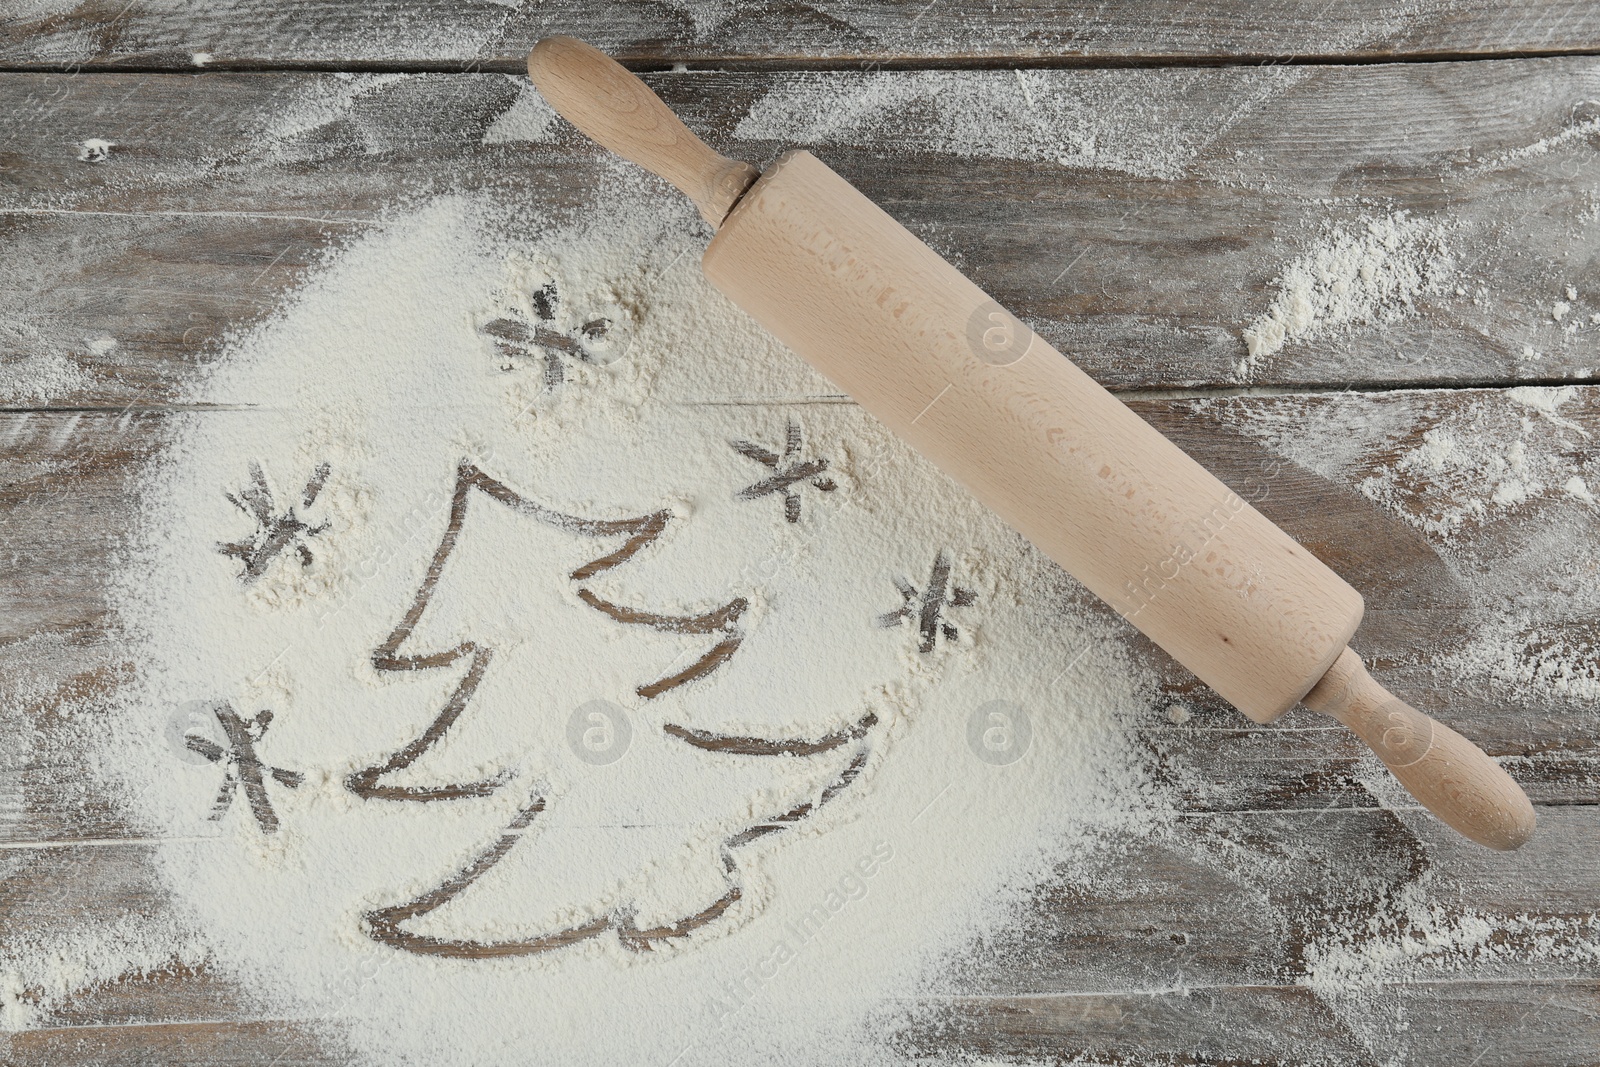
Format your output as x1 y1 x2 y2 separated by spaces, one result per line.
2 0 1600 69
938 807 1600 995
4 1018 345 1067
902 805 1600 1064
907 979 1600 1066
7 807 1595 1066
4 60 1600 409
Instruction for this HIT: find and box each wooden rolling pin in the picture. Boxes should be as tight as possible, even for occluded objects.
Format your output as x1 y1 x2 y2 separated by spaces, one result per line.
527 36 1535 850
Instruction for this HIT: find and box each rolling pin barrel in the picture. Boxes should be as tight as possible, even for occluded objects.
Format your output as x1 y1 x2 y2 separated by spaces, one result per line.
705 150 1361 724
527 36 1535 851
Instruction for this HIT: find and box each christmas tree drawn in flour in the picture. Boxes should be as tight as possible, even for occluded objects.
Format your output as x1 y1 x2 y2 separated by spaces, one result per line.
354 460 881 957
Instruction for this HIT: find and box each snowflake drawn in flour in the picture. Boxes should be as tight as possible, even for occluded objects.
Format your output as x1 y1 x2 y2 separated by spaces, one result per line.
731 419 838 523
217 461 332 582
878 551 979 653
183 704 304 833
478 276 630 389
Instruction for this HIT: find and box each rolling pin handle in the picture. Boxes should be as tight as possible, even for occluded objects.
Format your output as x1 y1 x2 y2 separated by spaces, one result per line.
528 37 760 227
1302 647 1535 850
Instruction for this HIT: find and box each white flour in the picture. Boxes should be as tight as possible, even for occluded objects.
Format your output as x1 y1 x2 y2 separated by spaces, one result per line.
1303 879 1600 1060
1240 211 1455 374
36 182 1164 1064
481 79 559 146
0 346 90 405
1357 387 1589 540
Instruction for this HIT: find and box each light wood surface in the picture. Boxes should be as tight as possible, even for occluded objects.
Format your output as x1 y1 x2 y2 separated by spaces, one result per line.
2 14 1596 1066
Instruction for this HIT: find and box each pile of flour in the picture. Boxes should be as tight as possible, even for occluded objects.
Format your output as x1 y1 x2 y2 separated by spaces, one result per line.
32 176 1165 1063
1239 211 1456 374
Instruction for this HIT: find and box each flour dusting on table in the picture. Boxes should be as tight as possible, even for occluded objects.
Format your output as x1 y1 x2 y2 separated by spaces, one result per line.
24 182 1166 1064
736 67 1308 180
1220 386 1600 718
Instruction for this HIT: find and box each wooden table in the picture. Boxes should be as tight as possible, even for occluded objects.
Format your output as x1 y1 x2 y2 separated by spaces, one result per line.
2 4 1597 1064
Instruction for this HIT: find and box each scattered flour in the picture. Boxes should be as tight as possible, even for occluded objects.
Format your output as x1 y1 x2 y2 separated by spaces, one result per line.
76 138 113 163
0 914 208 1031
1239 211 1455 374
39 184 1165 1064
658 0 741 36
1472 114 1600 171
0 346 91 404
1510 384 1592 436
1303 878 1600 1059
735 67 1308 181
246 74 408 160
1443 610 1600 704
481 79 558 146
1305 881 1600 994
1222 385 1598 755
5 0 518 66
1356 387 1593 540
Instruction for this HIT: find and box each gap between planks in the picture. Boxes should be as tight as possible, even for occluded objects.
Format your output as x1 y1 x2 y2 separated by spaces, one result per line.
12 1017 312 1035
16 976 1590 1035
0 836 222 850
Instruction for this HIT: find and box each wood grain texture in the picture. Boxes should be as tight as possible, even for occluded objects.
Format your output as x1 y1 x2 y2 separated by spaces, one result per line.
901 805 1600 1064
5 59 1600 410
2 28 1598 1066
2 0 1600 69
